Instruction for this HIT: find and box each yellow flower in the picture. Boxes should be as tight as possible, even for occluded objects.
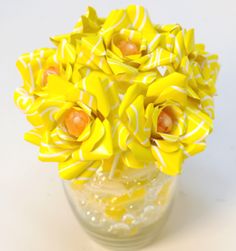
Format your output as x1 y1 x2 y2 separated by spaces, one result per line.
20 72 115 181
155 24 220 118
112 72 213 175
14 46 76 122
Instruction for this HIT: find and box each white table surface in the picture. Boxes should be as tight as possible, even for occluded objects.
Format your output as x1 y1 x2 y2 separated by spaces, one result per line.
1 0 236 250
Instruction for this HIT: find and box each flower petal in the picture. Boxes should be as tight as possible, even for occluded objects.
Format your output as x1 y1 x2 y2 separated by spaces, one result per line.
75 6 103 33
81 35 106 56
100 9 131 45
127 139 155 163
58 157 92 180
16 48 56 93
73 119 113 160
184 29 195 55
151 145 184 175
182 142 206 157
111 119 129 151
139 48 177 71
126 5 158 43
57 39 76 64
119 83 145 117
126 95 150 146
72 161 102 184
180 107 213 145
107 57 138 75
39 131 71 162
24 128 43 146
77 73 111 117
147 72 187 98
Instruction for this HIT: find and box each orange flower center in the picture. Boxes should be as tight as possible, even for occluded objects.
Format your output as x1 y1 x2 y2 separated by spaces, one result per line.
157 110 173 134
116 40 139 56
64 109 90 138
42 67 59 86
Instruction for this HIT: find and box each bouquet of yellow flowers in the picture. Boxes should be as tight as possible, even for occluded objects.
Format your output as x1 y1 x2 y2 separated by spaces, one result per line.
14 5 219 184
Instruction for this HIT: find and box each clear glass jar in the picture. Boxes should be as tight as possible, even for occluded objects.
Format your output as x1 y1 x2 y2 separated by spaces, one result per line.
63 162 177 250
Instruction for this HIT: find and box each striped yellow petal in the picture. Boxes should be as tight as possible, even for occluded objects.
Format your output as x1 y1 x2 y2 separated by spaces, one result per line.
75 45 112 74
174 30 186 61
198 90 215 119
50 127 79 150
127 140 155 163
182 142 206 157
154 85 187 107
51 126 74 142
24 127 43 146
101 78 120 113
151 145 184 175
154 140 181 153
159 33 175 52
77 73 110 117
180 107 213 145
107 57 138 75
179 56 192 76
122 151 147 169
139 48 176 71
78 118 105 153
111 119 130 152
73 160 102 185
100 10 130 45
73 119 113 161
81 35 106 56
71 63 83 83
184 29 195 55
57 39 76 64
39 131 71 162
130 71 158 85
157 24 182 33
119 83 145 117
100 9 130 45
44 74 74 97
73 6 104 33
147 72 187 98
37 98 67 130
126 5 157 43
16 48 56 93
125 95 150 146
58 157 92 180
14 87 34 112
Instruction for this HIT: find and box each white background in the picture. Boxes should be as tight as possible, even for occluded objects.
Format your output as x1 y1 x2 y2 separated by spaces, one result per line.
1 0 236 250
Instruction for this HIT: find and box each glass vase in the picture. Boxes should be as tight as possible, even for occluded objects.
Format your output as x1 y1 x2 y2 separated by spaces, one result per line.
63 162 177 250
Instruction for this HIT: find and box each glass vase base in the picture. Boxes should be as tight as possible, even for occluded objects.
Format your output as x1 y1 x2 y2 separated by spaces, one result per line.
79 205 171 250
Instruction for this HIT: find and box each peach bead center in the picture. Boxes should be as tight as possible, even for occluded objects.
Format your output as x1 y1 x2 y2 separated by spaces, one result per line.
157 110 173 134
64 109 90 138
117 40 139 56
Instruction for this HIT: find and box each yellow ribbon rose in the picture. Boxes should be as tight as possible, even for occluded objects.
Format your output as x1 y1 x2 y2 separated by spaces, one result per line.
112 72 213 175
16 71 116 183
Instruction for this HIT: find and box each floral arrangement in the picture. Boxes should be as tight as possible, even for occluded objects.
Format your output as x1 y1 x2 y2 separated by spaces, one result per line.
14 5 220 184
